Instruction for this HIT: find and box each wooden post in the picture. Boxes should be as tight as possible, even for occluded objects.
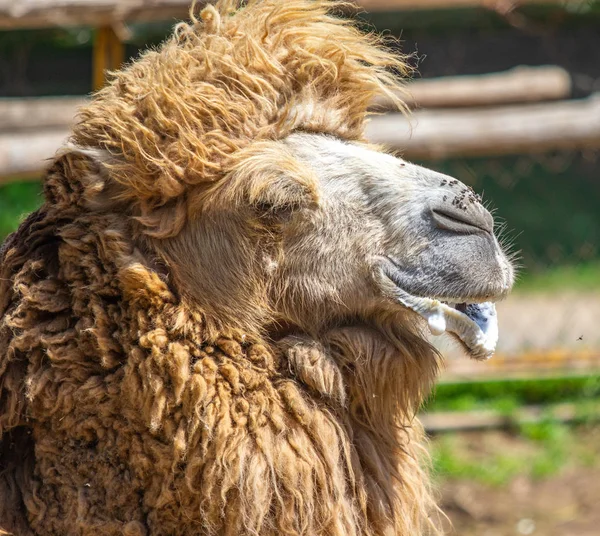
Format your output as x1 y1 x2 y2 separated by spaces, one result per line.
92 25 124 91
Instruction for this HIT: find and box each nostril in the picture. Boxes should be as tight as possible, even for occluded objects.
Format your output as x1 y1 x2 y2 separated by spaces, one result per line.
430 205 493 234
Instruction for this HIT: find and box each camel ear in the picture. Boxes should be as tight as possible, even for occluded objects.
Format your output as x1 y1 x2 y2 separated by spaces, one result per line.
45 143 108 205
222 141 320 215
46 145 118 211
248 169 320 215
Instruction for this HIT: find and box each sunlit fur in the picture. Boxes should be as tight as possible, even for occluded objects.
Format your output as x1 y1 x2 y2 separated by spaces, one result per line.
73 0 408 238
0 1 513 535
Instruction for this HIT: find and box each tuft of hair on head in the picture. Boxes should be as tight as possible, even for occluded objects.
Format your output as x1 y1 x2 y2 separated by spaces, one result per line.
197 3 221 33
70 0 410 238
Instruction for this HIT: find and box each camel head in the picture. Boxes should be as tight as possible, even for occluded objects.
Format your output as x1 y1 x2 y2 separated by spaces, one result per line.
155 131 513 360
69 0 513 360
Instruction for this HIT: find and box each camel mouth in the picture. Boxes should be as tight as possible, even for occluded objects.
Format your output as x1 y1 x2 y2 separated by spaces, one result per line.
377 258 500 360
416 297 498 360
392 286 498 360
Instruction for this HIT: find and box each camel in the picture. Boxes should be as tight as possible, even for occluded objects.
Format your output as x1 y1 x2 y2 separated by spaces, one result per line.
0 1 514 535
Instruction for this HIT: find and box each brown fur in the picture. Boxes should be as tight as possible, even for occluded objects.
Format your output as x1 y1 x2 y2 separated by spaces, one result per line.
0 2 445 535
73 0 407 238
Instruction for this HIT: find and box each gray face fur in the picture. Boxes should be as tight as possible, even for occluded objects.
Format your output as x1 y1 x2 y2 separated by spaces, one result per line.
270 133 514 358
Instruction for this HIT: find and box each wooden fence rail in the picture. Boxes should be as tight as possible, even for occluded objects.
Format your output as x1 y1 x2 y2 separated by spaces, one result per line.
443 350 600 382
0 0 579 30
376 66 571 110
367 94 600 160
0 97 86 132
0 66 571 133
2 93 599 180
420 402 598 433
0 130 67 179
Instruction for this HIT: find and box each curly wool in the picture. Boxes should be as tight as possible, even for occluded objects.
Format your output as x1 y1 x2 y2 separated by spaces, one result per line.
0 2 441 535
0 175 440 535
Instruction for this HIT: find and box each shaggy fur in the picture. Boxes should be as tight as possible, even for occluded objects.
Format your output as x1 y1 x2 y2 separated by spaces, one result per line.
73 0 406 238
0 1 447 535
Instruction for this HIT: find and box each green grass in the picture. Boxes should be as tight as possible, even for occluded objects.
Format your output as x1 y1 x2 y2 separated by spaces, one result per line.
514 261 600 293
424 376 600 413
0 180 43 240
432 434 532 486
431 419 600 486
427 376 600 485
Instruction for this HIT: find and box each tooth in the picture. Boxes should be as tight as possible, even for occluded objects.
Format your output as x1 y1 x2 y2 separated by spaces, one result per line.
427 308 446 336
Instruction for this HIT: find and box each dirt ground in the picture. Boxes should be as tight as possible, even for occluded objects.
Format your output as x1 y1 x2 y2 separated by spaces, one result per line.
435 428 600 536
441 468 600 536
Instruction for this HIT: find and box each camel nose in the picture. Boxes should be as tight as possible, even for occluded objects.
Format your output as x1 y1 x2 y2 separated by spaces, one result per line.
430 199 493 235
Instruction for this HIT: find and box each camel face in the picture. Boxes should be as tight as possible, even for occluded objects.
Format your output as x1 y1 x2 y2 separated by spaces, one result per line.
159 131 512 359
270 133 514 359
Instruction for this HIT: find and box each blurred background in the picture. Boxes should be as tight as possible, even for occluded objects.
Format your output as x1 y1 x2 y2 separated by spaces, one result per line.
0 1 598 534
